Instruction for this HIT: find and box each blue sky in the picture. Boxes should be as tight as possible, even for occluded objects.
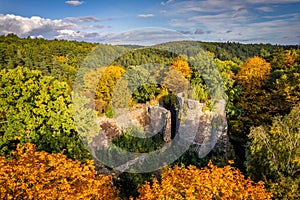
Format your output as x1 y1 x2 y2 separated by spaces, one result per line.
0 0 300 45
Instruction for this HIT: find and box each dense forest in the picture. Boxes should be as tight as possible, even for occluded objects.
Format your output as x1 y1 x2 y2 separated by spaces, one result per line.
0 34 299 199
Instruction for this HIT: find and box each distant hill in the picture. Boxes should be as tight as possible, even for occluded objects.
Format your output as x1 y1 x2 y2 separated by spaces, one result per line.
0 34 298 85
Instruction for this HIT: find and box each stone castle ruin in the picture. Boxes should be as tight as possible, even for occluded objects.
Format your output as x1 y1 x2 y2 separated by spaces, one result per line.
90 92 231 173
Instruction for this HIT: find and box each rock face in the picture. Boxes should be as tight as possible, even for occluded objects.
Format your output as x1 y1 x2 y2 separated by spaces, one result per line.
91 118 121 149
146 105 172 142
91 93 230 159
94 104 172 143
176 93 229 158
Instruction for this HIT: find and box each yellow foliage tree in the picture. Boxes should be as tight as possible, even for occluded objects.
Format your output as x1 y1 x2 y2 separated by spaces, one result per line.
137 162 272 200
170 56 192 79
95 65 125 112
282 50 297 68
0 143 119 200
52 55 77 85
233 56 272 137
271 49 299 70
236 56 271 92
83 67 107 112
84 67 106 94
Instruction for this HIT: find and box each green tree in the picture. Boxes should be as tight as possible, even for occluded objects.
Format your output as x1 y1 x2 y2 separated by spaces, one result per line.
0 35 96 86
51 55 77 86
122 65 159 103
271 49 299 71
162 68 190 94
213 58 240 117
0 67 90 161
269 64 300 116
245 104 300 199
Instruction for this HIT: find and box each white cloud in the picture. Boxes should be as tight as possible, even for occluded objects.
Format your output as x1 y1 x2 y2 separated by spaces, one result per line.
0 14 77 38
65 16 101 23
178 30 193 35
57 30 81 38
159 0 300 44
164 0 242 14
103 28 191 46
203 17 300 44
56 30 110 42
262 13 298 19
246 0 300 4
161 0 174 6
30 35 44 39
138 14 155 18
162 0 300 17
92 25 104 29
230 6 248 18
194 29 204 34
170 10 248 29
0 14 106 42
65 1 84 6
256 6 273 12
232 19 300 44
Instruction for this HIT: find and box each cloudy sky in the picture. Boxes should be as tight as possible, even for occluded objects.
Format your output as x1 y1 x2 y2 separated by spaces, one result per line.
0 0 300 45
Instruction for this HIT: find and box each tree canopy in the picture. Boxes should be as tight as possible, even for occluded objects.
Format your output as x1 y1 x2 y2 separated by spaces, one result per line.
0 35 299 199
0 143 119 200
0 67 90 161
137 162 272 200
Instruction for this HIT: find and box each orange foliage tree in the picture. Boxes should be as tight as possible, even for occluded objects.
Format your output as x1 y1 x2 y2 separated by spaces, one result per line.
170 56 192 79
235 56 271 92
160 56 192 95
0 143 119 200
232 56 272 137
137 162 272 200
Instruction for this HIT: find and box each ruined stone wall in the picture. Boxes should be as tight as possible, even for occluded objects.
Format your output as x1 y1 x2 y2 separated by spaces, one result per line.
92 93 231 159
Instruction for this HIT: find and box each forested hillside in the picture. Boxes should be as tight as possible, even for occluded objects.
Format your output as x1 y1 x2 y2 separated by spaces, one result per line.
0 35 299 199
0 34 96 86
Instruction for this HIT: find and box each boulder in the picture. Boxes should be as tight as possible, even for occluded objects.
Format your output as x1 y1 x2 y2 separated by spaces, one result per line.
146 105 171 142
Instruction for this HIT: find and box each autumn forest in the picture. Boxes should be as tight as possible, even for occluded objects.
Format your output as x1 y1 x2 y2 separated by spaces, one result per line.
0 34 299 199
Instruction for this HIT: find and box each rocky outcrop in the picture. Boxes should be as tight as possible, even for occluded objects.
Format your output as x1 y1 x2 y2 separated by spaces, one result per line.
146 105 172 142
91 118 121 148
90 93 231 172
92 104 172 147
114 105 150 130
176 93 229 158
